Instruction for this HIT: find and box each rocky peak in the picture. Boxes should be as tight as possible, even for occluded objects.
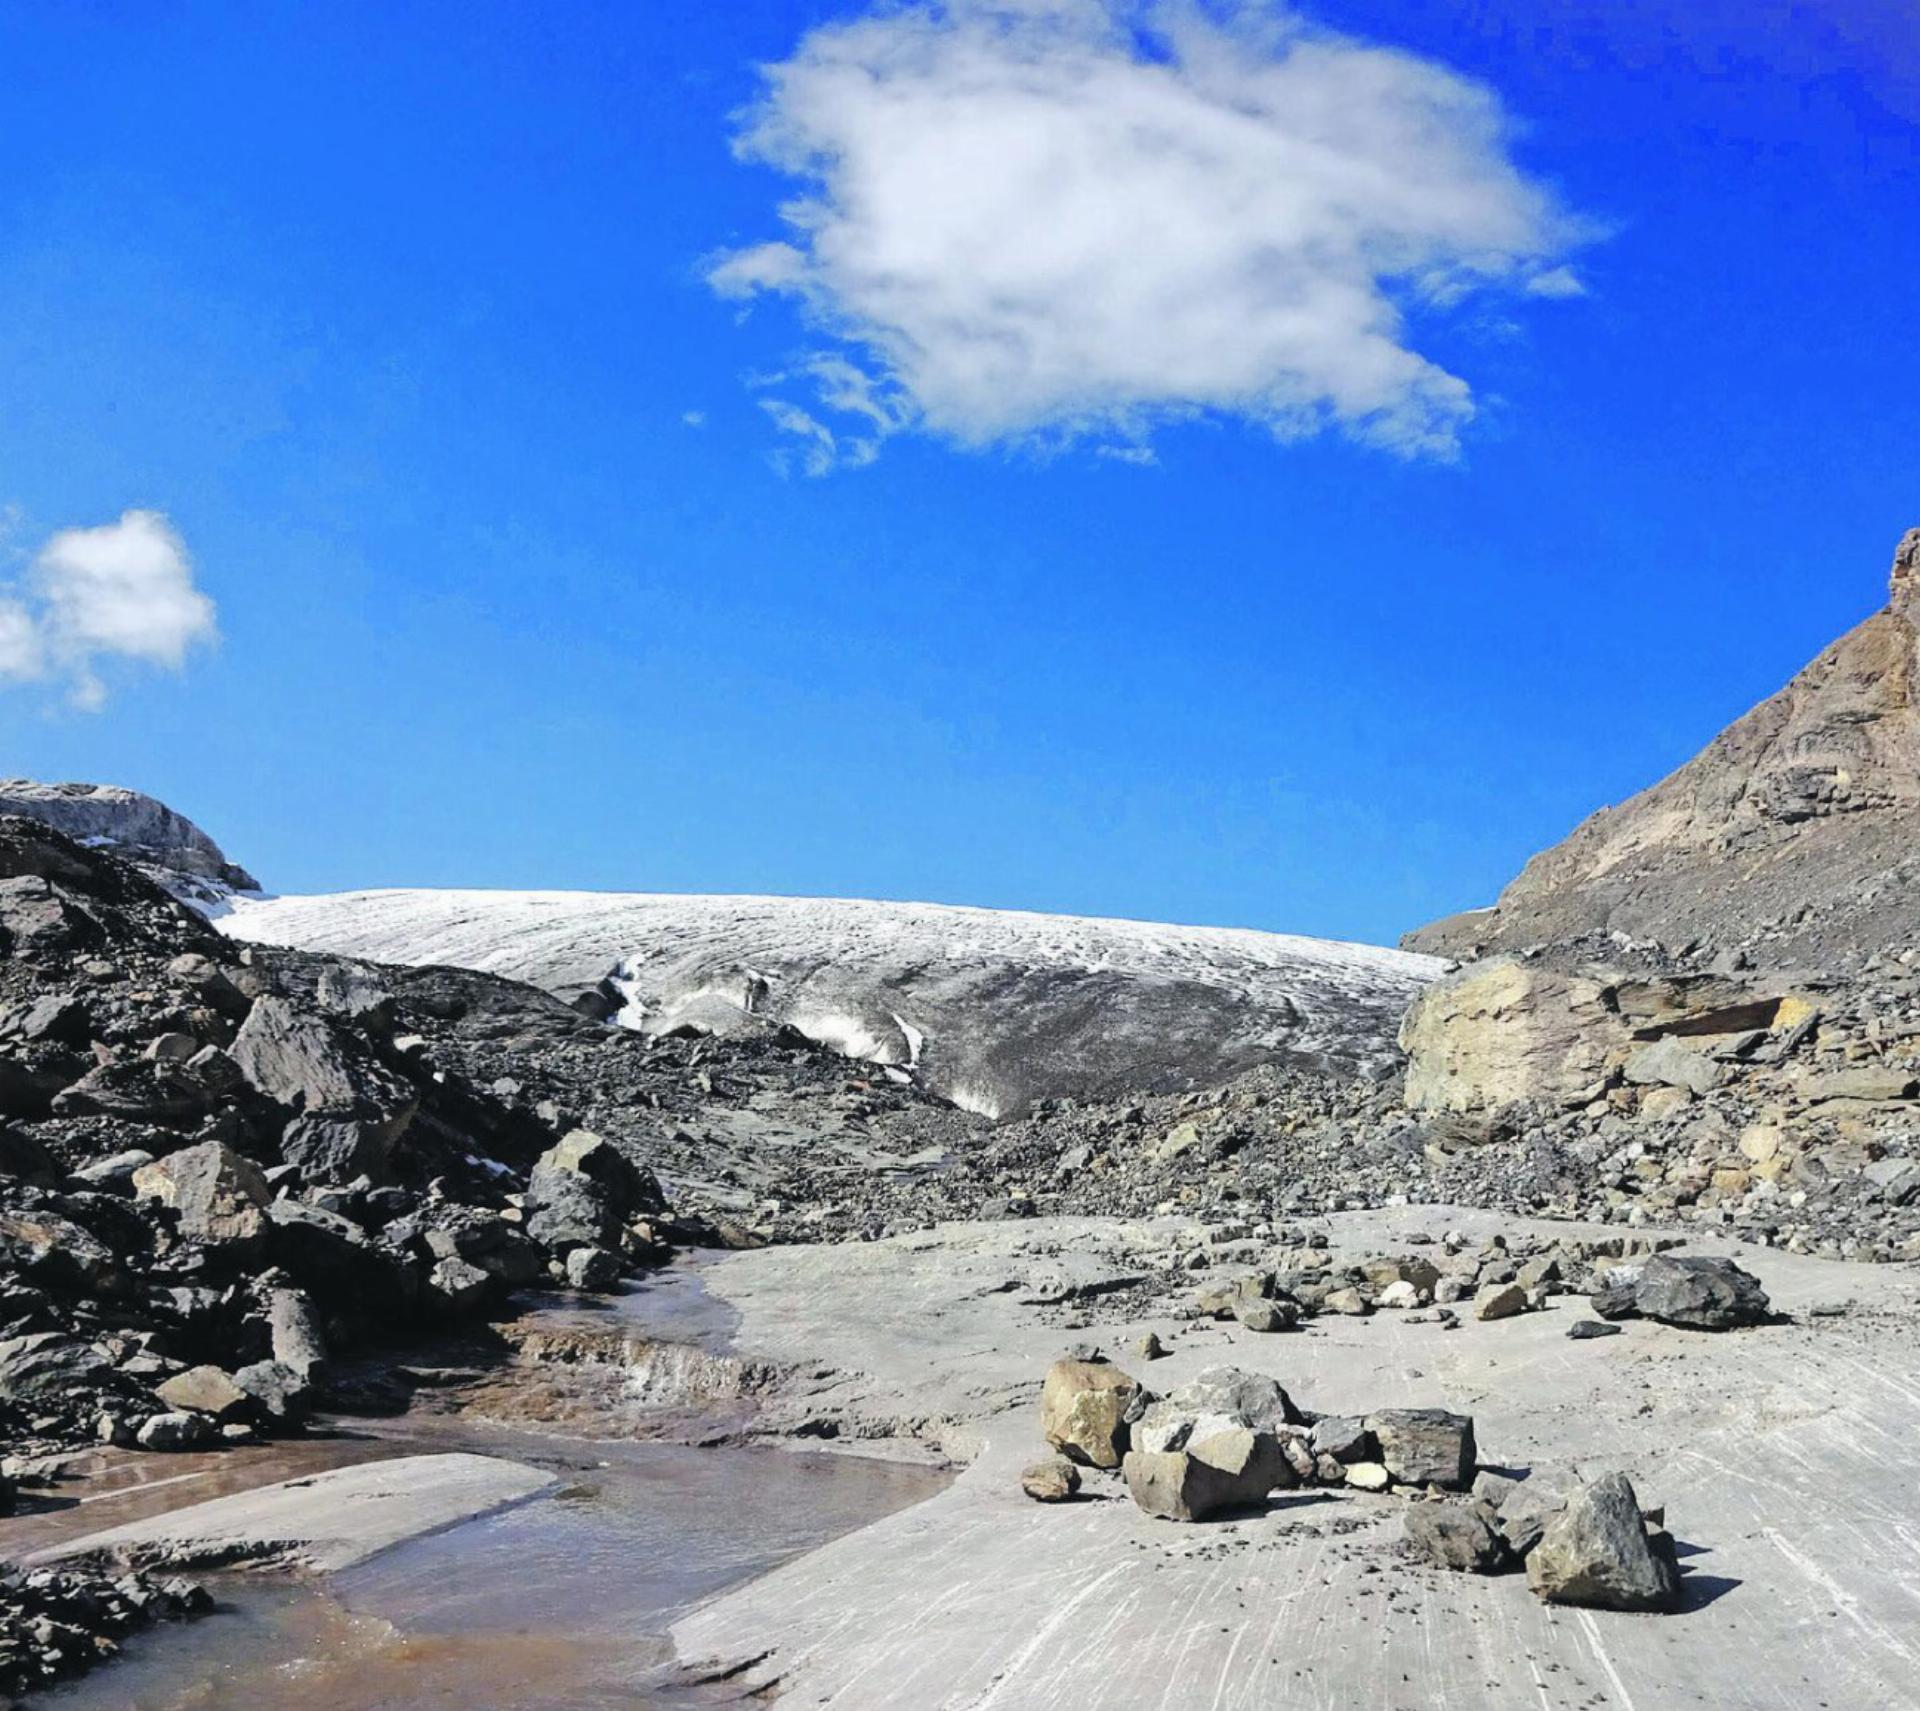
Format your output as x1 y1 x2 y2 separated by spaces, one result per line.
0 781 258 909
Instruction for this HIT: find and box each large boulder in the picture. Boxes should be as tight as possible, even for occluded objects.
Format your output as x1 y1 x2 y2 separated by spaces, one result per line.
1366 1409 1476 1490
1400 960 1630 1114
1526 1472 1681 1612
1123 1427 1289 1522
156 1365 252 1423
523 1129 664 1253
131 1142 271 1254
0 1331 114 1409
1403 1502 1510 1573
0 1207 124 1295
1593 1254 1770 1330
229 997 416 1179
1039 1358 1141 1469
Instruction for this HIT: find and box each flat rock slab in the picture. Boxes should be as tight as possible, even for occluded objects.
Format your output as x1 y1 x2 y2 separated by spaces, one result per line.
29 1452 556 1574
668 1207 1920 1711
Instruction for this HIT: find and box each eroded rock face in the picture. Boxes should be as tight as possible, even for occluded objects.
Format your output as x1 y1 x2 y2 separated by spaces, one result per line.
1040 1358 1140 1469
1526 1472 1680 1612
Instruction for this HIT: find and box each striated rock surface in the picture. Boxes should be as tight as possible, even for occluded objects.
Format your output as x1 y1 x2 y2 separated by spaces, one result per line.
1407 529 1920 971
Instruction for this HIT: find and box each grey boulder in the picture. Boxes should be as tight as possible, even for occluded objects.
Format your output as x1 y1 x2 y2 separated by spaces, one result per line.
1526 1472 1680 1612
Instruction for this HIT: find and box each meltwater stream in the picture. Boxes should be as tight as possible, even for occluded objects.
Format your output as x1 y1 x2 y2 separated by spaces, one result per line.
32 1264 949 1711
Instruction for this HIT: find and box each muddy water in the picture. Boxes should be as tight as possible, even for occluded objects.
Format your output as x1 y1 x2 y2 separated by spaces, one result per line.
34 1264 950 1710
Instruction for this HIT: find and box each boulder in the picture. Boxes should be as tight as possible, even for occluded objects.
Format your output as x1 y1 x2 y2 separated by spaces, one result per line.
1309 1416 1375 1463
1474 1281 1527 1322
0 1208 123 1295
263 1287 328 1379
135 1410 215 1452
1039 1358 1140 1468
1123 1427 1288 1522
0 1122 60 1187
155 1366 251 1423
1403 1502 1510 1573
1593 1254 1770 1330
1020 1456 1081 1503
1525 1472 1680 1612
564 1245 621 1291
230 997 415 1176
0 1331 113 1407
1400 959 1629 1113
1623 1038 1726 1097
131 1142 271 1254
426 1256 493 1315
1366 1409 1476 1490
524 1130 664 1253
232 1360 312 1424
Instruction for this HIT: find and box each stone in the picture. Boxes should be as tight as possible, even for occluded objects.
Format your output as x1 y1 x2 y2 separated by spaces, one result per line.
524 1129 664 1252
1040 1359 1140 1468
427 1256 493 1315
564 1245 621 1291
135 1411 215 1452
1491 1473 1578 1558
232 1360 312 1423
1567 1320 1623 1340
230 996 414 1135
280 1115 400 1185
1799 1068 1917 1103
264 1288 328 1379
1863 1158 1920 1204
0 1122 60 1187
1123 1427 1287 1522
155 1366 252 1423
0 1208 122 1295
1310 1416 1375 1463
132 1142 271 1254
1324 1287 1370 1316
0 1331 113 1407
1525 1472 1680 1612
1135 1331 1167 1361
1605 1253 1771 1330
1366 1409 1476 1490
1233 1299 1296 1333
1377 1280 1421 1309
1624 1039 1726 1097
1020 1456 1081 1502
1474 1281 1527 1321
1403 1502 1509 1573
70 1147 156 1194
1345 1462 1391 1492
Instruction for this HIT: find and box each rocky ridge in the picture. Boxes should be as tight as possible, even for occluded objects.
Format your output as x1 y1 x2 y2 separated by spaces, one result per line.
1408 529 1920 971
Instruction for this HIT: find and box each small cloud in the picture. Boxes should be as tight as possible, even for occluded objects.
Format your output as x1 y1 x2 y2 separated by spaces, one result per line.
682 409 708 427
1096 445 1159 467
1526 265 1587 299
0 508 218 711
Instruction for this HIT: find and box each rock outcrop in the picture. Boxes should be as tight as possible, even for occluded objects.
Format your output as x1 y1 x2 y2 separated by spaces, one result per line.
0 781 258 908
1407 529 1920 972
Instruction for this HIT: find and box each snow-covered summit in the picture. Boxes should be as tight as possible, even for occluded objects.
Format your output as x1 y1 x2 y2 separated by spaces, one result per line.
225 887 1446 1117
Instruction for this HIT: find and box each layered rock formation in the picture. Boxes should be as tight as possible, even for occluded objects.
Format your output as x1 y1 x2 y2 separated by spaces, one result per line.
1408 529 1920 971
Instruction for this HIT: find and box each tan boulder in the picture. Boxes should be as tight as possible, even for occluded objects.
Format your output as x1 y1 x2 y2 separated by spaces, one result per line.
1040 1359 1140 1469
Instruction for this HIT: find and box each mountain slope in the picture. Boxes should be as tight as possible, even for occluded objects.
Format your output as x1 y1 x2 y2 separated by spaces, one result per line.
0 779 258 908
224 889 1444 1117
1407 528 1920 971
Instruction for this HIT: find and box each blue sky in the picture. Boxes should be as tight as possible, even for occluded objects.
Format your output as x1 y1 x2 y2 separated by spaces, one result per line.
1 0 1914 944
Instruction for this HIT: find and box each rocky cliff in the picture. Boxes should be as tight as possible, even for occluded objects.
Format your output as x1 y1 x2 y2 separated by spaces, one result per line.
1407 529 1920 973
0 781 258 908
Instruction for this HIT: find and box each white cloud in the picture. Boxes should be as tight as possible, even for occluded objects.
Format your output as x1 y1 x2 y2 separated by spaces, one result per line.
708 0 1586 468
1 509 218 710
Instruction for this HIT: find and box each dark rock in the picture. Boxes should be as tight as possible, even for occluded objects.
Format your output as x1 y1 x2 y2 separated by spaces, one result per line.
1403 1501 1510 1573
1567 1319 1623 1340
1526 1472 1681 1612
1366 1408 1476 1490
